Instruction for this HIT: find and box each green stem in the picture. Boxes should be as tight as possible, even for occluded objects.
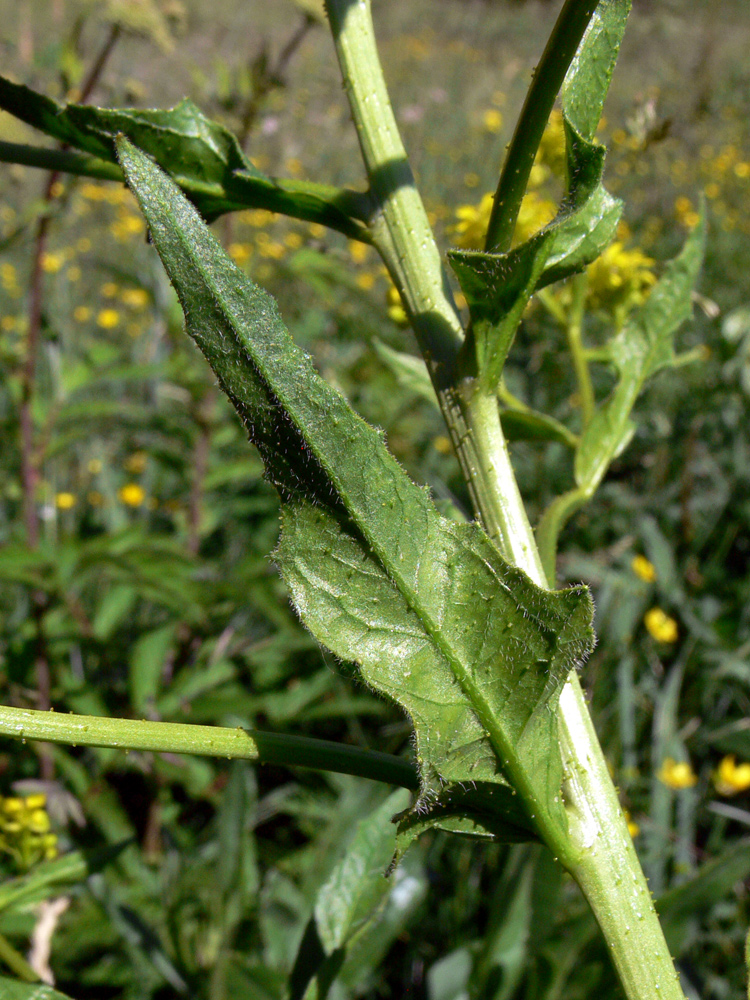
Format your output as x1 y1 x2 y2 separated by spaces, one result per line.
0 141 123 181
0 706 419 791
324 0 464 381
565 272 595 427
325 0 546 574
0 930 39 982
484 0 599 253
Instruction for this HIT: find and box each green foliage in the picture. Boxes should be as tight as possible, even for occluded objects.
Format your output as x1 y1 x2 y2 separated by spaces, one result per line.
0 0 747 997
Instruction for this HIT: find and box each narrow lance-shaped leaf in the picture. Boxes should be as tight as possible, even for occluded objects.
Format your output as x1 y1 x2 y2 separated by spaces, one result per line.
448 0 630 388
0 77 369 237
536 212 706 578
116 137 594 850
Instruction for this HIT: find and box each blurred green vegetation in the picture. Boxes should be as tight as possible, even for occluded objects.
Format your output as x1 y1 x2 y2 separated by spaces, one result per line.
1 1 750 997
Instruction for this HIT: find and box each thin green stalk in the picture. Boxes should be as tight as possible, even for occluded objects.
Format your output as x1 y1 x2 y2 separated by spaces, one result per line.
484 0 599 253
0 930 39 982
0 141 123 181
566 271 595 427
0 706 419 791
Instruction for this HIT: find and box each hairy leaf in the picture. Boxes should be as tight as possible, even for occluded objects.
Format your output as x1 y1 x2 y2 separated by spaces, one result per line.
116 138 594 847
0 76 368 236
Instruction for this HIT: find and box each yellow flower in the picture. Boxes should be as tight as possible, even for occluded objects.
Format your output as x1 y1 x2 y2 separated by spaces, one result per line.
97 309 120 329
120 288 150 309
101 282 119 298
76 237 92 253
66 265 81 283
631 555 656 583
452 192 494 250
513 191 557 246
657 757 697 789
118 483 146 507
624 809 640 838
536 108 567 177
87 491 104 507
228 243 252 265
41 252 64 273
55 492 77 510
0 794 57 869
482 108 503 134
586 242 656 320
714 755 750 796
356 271 376 291
433 436 453 455
386 284 408 325
348 240 371 265
645 607 678 644
74 306 91 323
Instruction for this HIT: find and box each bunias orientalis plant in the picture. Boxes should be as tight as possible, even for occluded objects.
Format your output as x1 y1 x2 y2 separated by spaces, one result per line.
0 1 709 998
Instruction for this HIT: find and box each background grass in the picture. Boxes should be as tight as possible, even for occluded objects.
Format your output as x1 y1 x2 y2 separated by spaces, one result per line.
0 1 750 998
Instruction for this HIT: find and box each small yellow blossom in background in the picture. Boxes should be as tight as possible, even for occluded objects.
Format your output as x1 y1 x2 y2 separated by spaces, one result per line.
356 272 376 291
97 309 120 329
124 451 147 474
41 252 64 273
74 306 92 323
452 192 494 249
348 240 371 265
631 555 657 583
76 237 92 253
714 755 750 796
624 810 640 838
228 243 252 265
118 483 146 507
101 282 120 298
0 794 57 870
513 190 557 246
386 285 408 325
55 492 77 510
536 108 567 177
645 607 679 643
482 108 503 133
284 232 303 250
120 287 150 309
285 157 303 176
586 242 656 321
110 213 146 240
87 491 104 507
49 180 64 198
66 265 81 283
464 172 481 189
258 241 285 260
658 757 698 789
1 316 17 332
433 435 453 455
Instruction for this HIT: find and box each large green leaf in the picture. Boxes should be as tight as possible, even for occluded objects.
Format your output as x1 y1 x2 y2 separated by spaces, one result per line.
0 980 77 1000
447 0 630 390
116 137 594 848
0 77 369 237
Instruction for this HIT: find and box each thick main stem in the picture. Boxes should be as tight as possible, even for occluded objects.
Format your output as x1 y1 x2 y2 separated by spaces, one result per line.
326 4 687 998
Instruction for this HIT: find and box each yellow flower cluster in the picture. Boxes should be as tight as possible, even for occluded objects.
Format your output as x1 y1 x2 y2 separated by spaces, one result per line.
657 757 697 789
714 755 750 795
644 607 678 644
585 242 656 322
631 555 656 583
0 794 57 870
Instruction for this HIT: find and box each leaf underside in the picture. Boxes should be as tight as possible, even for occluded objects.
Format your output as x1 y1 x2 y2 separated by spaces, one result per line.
116 138 594 849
